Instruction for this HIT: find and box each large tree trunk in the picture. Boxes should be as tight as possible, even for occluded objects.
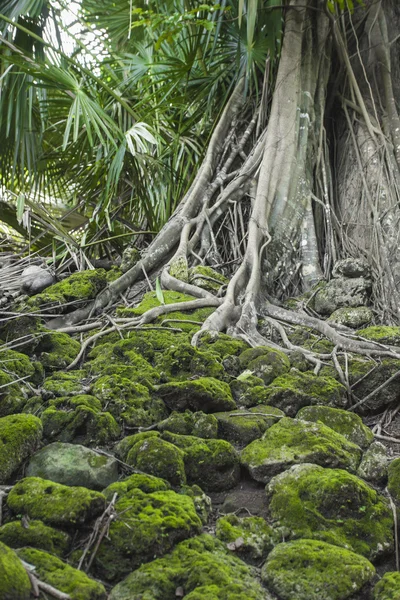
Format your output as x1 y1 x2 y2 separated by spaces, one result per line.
49 0 400 347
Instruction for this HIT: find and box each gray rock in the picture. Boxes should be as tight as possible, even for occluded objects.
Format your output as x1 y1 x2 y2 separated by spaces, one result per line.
332 257 371 278
328 306 373 328
313 277 371 315
26 442 119 490
20 265 56 295
357 441 388 485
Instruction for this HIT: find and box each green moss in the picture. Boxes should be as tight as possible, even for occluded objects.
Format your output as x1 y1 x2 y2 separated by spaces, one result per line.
350 358 400 412
0 314 44 354
115 430 159 461
36 332 81 371
155 342 225 380
266 463 393 559
161 432 240 492
214 405 284 447
158 410 218 439
0 349 39 382
42 370 87 397
108 534 269 600
120 247 140 273
0 369 27 416
0 414 42 484
103 473 170 501
126 436 187 487
230 375 269 408
373 572 400 600
87 341 160 386
41 396 120 446
357 326 400 345
241 417 362 482
189 265 229 293
28 269 108 311
16 547 107 600
179 485 212 525
0 541 31 600
94 489 202 582
0 520 70 557
7 477 106 527
216 514 276 560
169 255 189 282
296 406 374 449
92 375 167 427
387 458 400 503
262 369 347 416
156 378 236 413
127 291 196 316
262 539 375 600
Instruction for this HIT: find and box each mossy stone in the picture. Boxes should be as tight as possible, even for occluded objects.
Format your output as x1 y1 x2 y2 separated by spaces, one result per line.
7 477 106 527
103 473 170 501
179 485 212 525
158 410 218 439
350 358 400 412
262 369 347 417
328 306 373 328
115 430 159 461
0 520 70 557
109 534 270 600
95 329 189 364
156 378 236 413
373 572 400 600
41 396 120 446
16 547 107 600
238 347 290 384
42 370 87 397
266 463 393 559
216 514 276 560
0 314 43 354
196 331 248 358
26 442 119 490
262 539 375 600
0 348 38 382
92 375 167 427
155 342 224 381
387 458 400 504
214 405 284 447
94 489 202 582
27 269 108 312
0 541 31 600
126 436 187 487
241 417 362 482
188 265 229 293
357 326 400 345
0 414 42 484
0 370 27 416
161 432 240 492
357 441 388 485
296 405 374 449
36 332 81 371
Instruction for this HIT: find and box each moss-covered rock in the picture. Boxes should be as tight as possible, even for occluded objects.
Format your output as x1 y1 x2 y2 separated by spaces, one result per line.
103 473 170 500
179 484 212 525
350 358 400 412
156 378 236 414
328 306 373 328
214 405 284 447
41 396 120 446
0 520 70 557
266 463 393 559
0 414 42 484
229 374 267 407
216 514 276 561
16 547 107 600
262 369 347 417
108 534 271 600
357 326 400 346
0 314 43 354
189 265 229 293
26 442 119 490
196 331 248 359
126 435 187 487
94 489 202 581
7 477 106 527
373 572 400 600
87 341 160 387
313 276 371 315
161 432 240 492
42 370 88 397
0 369 27 416
155 342 225 381
238 347 290 385
36 331 81 371
0 348 42 384
0 541 31 600
92 375 167 427
120 246 140 273
388 458 400 504
241 417 362 482
296 405 374 449
27 269 108 312
357 441 388 485
158 410 218 438
262 539 375 600
95 329 189 364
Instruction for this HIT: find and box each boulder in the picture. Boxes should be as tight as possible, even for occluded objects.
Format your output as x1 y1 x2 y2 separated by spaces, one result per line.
0 520 70 557
373 572 400 600
214 405 284 447
328 306 373 328
156 378 236 413
313 277 371 315
357 441 388 485
0 414 42 484
0 541 31 600
216 514 277 560
332 258 370 278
